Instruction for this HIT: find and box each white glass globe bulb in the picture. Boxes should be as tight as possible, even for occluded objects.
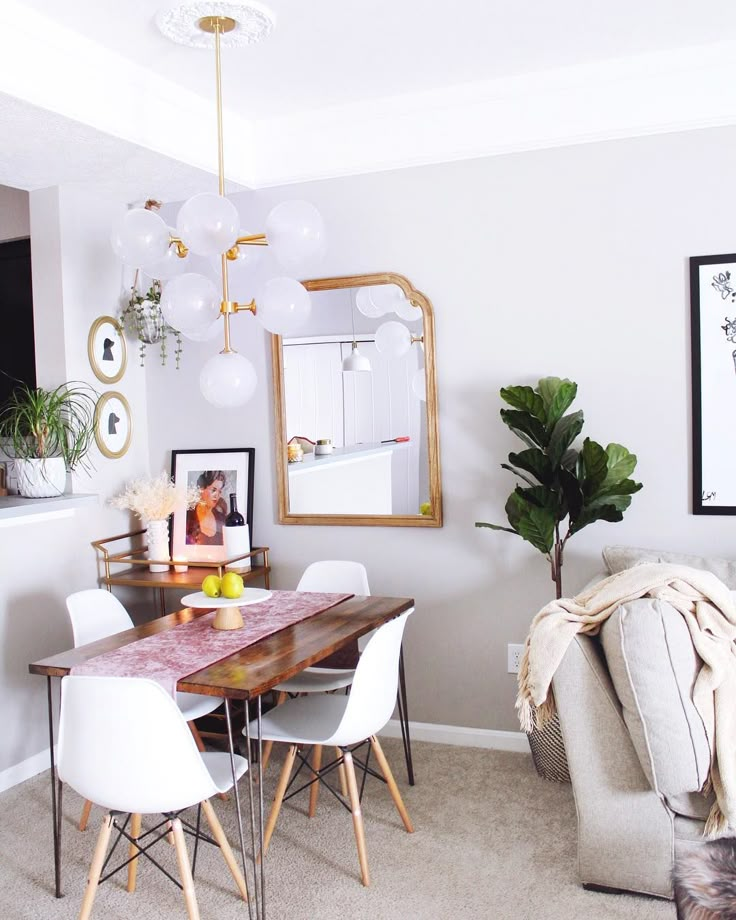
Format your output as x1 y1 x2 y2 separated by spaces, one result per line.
256 276 311 335
200 351 257 408
176 193 239 257
142 235 190 280
180 317 222 343
266 200 325 271
209 230 264 277
111 208 170 267
355 286 385 318
411 367 427 401
375 320 412 358
395 295 422 323
160 273 220 336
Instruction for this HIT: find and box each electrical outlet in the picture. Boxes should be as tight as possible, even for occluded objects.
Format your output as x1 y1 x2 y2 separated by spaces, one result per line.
507 643 524 674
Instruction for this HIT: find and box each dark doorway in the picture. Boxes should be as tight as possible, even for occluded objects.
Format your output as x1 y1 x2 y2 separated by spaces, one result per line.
0 238 35 408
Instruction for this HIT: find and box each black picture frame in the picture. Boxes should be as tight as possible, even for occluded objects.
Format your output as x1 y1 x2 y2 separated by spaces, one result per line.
690 253 736 514
170 447 255 562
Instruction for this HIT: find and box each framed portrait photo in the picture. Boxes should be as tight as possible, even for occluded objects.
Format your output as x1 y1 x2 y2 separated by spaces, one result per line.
171 448 255 563
690 252 736 514
88 315 127 384
94 391 132 459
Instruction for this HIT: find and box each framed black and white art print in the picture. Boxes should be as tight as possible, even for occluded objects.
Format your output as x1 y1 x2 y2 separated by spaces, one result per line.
690 253 736 514
88 315 127 384
171 448 255 563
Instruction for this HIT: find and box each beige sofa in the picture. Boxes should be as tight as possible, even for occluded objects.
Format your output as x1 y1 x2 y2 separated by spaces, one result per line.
553 545 735 899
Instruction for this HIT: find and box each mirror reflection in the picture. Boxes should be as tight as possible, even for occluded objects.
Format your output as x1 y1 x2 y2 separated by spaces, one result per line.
272 274 441 526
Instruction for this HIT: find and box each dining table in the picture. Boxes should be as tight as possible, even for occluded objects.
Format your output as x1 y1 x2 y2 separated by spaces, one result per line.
29 591 414 920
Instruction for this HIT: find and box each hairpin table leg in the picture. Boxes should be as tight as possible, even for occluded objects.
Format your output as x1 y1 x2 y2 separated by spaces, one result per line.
398 646 415 786
225 699 254 920
47 677 62 898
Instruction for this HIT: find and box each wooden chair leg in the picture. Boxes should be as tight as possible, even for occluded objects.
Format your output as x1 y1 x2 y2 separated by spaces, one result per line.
259 692 287 776
78 814 114 920
308 745 322 818
370 735 414 832
343 749 370 887
127 812 142 893
189 722 206 752
336 747 348 797
171 817 201 920
79 799 93 832
262 744 297 856
202 799 248 901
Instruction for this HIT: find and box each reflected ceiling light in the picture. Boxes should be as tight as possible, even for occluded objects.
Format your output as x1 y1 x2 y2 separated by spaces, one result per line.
343 290 372 373
110 4 325 408
374 320 424 358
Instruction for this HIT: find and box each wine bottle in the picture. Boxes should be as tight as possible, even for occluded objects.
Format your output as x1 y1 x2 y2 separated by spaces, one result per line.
224 493 251 572
225 493 245 527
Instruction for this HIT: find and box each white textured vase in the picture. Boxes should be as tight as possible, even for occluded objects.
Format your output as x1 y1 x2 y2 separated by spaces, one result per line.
15 458 66 498
146 519 170 573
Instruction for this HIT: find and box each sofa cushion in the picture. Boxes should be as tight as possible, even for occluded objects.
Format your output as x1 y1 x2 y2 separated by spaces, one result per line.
666 790 714 821
602 545 736 589
600 597 710 798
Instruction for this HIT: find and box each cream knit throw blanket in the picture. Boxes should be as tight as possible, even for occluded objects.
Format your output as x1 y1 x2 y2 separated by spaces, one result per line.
516 562 736 836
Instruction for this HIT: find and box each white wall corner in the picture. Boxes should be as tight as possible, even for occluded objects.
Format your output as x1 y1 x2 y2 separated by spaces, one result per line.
0 747 51 794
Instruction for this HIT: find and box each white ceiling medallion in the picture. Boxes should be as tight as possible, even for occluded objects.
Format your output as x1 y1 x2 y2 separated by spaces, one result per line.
156 2 276 48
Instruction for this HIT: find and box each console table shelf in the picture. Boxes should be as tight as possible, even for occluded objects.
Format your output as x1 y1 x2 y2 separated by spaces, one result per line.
92 529 270 616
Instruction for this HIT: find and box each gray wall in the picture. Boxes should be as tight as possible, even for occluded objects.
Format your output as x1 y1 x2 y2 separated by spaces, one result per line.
147 124 736 733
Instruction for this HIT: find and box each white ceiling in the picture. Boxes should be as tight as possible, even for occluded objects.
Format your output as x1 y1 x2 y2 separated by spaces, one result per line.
4 0 736 197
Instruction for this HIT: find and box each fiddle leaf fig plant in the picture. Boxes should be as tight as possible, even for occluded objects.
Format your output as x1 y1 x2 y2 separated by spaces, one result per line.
476 376 642 598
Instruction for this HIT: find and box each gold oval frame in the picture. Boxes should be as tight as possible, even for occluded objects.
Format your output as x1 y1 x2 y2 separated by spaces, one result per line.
94 391 132 459
272 271 442 528
88 315 127 384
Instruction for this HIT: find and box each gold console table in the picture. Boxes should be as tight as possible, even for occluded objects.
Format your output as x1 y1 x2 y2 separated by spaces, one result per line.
92 529 271 616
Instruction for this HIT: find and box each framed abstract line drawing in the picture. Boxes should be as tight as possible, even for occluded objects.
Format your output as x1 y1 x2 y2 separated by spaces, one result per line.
690 253 736 514
94 391 132 459
170 448 255 563
88 316 127 384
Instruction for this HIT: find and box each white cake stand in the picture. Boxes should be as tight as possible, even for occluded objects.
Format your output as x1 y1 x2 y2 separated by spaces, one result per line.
181 588 272 608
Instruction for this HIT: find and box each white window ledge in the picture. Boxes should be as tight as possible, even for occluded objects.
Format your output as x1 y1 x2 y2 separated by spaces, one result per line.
0 493 98 527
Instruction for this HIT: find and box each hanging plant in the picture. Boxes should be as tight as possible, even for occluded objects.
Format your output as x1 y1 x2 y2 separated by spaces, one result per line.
120 274 183 369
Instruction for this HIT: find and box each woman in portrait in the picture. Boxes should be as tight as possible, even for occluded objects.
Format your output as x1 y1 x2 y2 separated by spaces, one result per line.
186 470 228 545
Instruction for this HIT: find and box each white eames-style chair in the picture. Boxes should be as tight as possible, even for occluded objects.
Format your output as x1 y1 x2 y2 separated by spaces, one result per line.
250 608 415 887
65 589 224 834
259 561 371 793
58 675 248 920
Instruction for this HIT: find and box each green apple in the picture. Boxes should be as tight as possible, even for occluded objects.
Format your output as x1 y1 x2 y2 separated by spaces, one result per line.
419 502 432 516
221 571 244 599
202 574 222 598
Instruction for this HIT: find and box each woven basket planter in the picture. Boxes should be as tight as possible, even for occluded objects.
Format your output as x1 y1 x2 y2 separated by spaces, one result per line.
527 712 570 784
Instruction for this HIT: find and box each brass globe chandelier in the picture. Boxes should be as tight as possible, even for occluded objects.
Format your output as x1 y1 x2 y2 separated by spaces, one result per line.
110 3 325 408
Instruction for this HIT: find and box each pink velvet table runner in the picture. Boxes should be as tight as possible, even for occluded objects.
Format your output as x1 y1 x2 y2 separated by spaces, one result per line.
70 591 352 698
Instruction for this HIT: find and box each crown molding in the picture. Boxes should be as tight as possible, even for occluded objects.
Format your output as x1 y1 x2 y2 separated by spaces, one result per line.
2 0 736 193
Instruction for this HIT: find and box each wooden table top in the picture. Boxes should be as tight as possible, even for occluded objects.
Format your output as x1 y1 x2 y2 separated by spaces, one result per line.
29 594 414 699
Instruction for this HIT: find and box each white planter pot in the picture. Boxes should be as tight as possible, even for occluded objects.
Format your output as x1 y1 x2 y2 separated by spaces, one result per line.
146 519 170 573
14 458 67 498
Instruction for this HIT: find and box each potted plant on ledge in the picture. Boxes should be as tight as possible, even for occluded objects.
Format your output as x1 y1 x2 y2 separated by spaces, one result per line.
0 382 97 498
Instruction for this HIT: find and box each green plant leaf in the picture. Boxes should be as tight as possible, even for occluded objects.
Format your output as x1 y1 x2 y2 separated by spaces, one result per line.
559 467 583 520
548 410 584 467
560 447 578 471
516 485 560 514
500 409 549 448
538 377 577 428
603 443 638 485
500 386 546 422
594 478 643 499
516 505 556 554
507 449 553 485
569 503 624 534
500 464 537 488
475 521 519 535
579 438 608 497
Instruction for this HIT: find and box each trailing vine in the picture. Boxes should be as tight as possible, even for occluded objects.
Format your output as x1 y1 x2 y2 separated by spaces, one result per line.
119 275 183 369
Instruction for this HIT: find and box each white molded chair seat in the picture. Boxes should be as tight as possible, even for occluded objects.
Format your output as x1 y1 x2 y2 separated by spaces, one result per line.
66 589 223 720
249 609 415 886
58 675 248 918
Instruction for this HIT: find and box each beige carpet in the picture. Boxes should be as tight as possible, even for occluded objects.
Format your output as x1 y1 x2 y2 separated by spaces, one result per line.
0 740 674 920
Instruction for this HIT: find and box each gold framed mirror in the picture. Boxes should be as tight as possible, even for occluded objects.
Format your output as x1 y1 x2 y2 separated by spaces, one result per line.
272 272 442 526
